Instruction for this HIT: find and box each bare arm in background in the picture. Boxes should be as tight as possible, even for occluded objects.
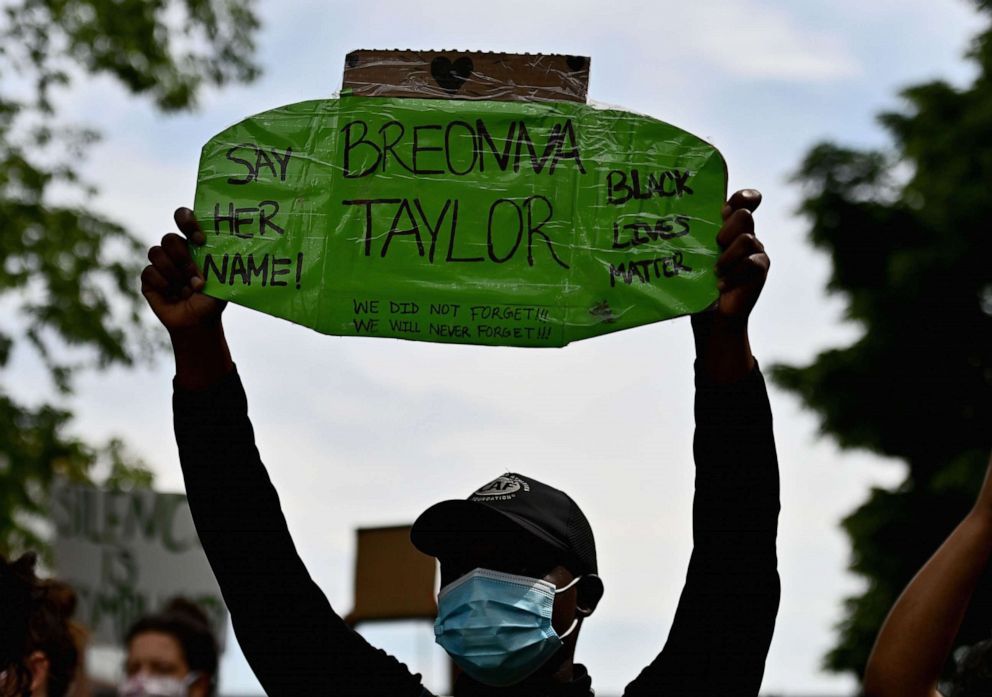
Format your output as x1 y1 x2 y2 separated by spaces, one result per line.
864 452 992 697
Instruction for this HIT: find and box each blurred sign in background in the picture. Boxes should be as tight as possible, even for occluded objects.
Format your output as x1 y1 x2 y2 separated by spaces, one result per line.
50 481 227 650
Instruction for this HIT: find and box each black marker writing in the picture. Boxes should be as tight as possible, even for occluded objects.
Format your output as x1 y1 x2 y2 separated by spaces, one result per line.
213 201 284 238
606 169 695 205
469 305 550 322
388 318 420 334
353 299 380 314
390 301 419 314
611 215 691 249
341 118 585 178
353 318 379 333
340 197 568 269
430 303 460 317
429 323 470 338
476 325 552 341
203 252 303 288
608 252 691 287
226 144 293 185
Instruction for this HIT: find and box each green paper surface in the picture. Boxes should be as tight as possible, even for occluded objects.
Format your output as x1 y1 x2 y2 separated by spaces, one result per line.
193 96 727 347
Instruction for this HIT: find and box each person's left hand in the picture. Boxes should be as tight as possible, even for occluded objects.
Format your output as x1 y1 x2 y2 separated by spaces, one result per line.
690 189 768 383
710 189 768 324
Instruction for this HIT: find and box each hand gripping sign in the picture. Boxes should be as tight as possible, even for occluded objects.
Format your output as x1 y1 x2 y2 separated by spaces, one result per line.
192 52 727 347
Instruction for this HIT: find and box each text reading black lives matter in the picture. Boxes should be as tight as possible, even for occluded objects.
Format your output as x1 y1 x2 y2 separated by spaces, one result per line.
202 113 698 340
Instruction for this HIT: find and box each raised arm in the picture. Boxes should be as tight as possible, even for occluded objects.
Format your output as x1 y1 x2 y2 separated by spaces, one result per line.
691 189 766 386
625 190 780 697
142 210 428 696
863 453 992 697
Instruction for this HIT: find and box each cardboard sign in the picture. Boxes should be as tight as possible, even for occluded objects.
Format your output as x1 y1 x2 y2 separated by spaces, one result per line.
50 482 227 648
193 96 727 347
341 50 591 103
344 525 437 626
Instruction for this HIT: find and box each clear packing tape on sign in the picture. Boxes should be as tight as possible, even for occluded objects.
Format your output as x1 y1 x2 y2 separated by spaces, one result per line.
193 96 728 347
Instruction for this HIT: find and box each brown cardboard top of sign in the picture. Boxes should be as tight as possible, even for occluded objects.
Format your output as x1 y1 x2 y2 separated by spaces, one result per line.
342 50 590 103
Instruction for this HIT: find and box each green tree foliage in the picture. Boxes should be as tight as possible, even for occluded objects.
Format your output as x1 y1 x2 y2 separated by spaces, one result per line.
0 0 260 555
775 0 992 679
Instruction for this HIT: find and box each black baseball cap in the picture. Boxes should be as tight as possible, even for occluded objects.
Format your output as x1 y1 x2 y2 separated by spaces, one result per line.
411 473 598 576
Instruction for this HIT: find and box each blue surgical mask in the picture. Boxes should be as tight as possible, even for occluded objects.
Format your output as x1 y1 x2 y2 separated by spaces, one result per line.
434 568 581 687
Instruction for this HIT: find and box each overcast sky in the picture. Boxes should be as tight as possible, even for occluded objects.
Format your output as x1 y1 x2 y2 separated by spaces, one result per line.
6 0 989 694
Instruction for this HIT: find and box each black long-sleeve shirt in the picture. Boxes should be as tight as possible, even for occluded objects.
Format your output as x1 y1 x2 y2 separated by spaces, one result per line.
174 363 779 697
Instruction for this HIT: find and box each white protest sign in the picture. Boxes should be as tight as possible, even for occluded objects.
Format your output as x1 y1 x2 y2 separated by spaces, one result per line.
51 481 227 649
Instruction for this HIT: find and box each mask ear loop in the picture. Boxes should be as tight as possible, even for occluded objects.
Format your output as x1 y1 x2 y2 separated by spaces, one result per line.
553 576 582 594
558 618 579 640
554 575 583 639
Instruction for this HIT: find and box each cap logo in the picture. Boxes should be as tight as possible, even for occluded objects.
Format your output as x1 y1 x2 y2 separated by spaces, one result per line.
471 475 530 501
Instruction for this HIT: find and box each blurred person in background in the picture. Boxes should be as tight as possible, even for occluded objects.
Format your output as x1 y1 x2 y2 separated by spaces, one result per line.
0 553 84 697
864 451 992 697
118 598 218 697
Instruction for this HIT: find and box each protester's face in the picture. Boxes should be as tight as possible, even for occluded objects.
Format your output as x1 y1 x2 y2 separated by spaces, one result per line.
125 631 189 681
123 631 210 697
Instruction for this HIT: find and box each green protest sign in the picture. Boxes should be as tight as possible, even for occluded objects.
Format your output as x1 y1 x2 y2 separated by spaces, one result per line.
193 96 727 347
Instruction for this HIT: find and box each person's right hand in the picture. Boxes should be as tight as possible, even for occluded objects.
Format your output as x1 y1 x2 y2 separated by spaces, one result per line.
141 208 225 335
